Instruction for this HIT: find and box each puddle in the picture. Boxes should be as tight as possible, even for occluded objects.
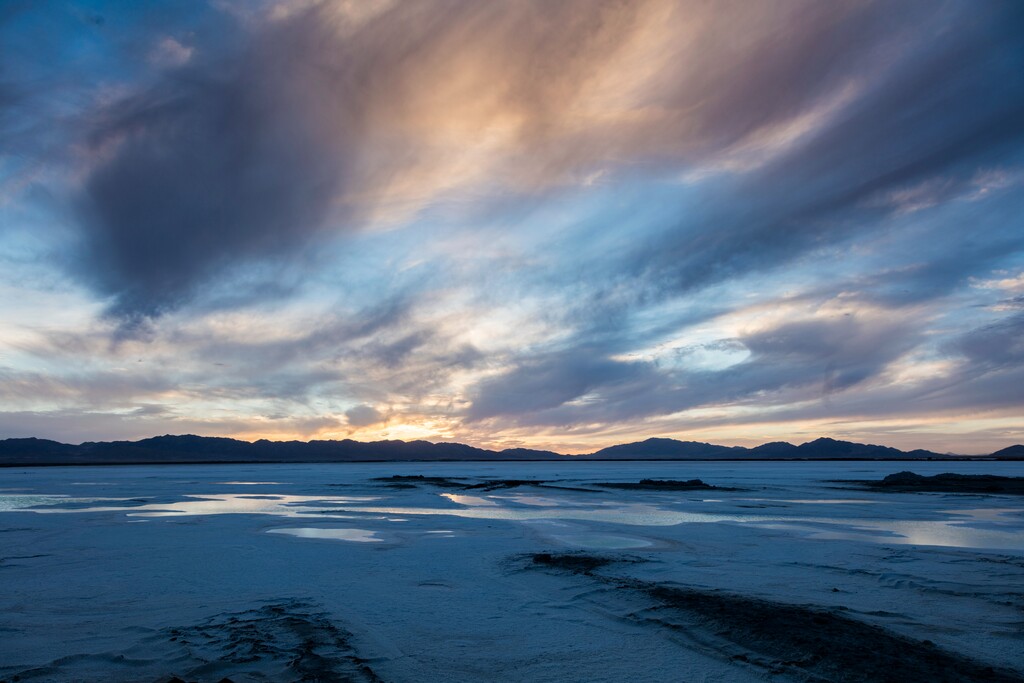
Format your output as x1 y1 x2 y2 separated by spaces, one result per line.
552 533 655 549
7 487 1023 554
440 493 497 507
846 519 1024 551
6 494 380 518
754 518 1024 552
496 494 568 507
942 508 1023 522
0 494 131 512
306 502 776 527
266 527 382 542
784 499 875 504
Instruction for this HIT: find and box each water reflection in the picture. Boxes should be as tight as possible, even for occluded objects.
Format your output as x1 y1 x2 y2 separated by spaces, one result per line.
267 527 382 542
5 487 1023 553
441 493 497 507
6 493 378 517
0 494 127 512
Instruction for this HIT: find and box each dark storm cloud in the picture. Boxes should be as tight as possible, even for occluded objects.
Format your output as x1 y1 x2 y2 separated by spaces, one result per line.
638 2 1024 298
78 11 356 320
54 0 1024 324
67 0 653 321
955 312 1024 369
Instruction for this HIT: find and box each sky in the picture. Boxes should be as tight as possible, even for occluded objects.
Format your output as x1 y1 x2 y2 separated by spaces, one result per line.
0 0 1022 454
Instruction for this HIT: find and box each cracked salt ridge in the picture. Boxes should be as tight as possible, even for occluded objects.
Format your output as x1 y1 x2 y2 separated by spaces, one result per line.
3 600 383 683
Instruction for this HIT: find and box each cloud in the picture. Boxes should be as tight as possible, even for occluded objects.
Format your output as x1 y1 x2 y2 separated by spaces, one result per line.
954 312 1024 370
467 311 923 427
635 1 1024 300
149 37 194 67
2 0 1024 452
76 11 356 320
69 0 1024 323
0 408 340 443
467 349 658 422
345 404 383 427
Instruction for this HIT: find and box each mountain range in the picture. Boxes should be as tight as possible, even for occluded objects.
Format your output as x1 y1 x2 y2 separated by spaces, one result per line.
0 435 1020 466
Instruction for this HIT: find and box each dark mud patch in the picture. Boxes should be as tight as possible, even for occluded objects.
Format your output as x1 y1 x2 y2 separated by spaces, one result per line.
534 483 602 493
464 479 550 491
371 475 471 488
371 475 551 491
843 471 1024 495
160 599 381 682
531 561 1024 682
1 599 381 683
531 552 617 574
595 478 737 491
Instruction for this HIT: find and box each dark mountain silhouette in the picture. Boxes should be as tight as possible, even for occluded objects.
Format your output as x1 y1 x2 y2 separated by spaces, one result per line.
988 444 1024 459
588 438 739 459
587 436 933 460
0 434 1013 466
749 441 800 457
0 434 556 466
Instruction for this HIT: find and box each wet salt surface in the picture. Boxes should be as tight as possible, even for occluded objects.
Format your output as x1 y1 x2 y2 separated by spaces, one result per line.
7 472 1023 552
267 527 382 542
2 460 1023 681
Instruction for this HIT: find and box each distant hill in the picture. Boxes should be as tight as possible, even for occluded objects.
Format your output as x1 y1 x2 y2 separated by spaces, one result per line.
588 438 739 459
0 434 1011 466
588 436 938 460
988 444 1024 460
0 434 564 466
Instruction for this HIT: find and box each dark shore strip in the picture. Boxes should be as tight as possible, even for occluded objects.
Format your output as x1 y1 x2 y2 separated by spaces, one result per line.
842 471 1024 495
372 475 737 492
530 553 1024 683
370 474 602 492
371 474 552 490
594 478 737 491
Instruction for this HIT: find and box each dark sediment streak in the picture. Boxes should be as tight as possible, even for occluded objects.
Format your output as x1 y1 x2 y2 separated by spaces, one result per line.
3 600 381 683
531 552 617 573
594 478 736 491
844 471 1024 495
371 475 552 491
531 553 1024 683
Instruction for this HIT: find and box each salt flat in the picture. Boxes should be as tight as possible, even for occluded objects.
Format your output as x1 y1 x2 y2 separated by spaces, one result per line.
1 461 1022 682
